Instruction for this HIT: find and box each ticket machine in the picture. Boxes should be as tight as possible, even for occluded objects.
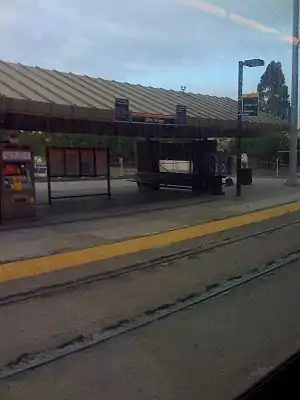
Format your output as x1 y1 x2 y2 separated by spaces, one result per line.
0 142 36 220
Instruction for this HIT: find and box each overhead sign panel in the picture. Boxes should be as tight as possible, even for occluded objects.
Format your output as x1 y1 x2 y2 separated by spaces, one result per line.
115 98 188 125
115 98 130 122
131 113 176 125
242 93 259 117
2 150 31 161
176 105 187 125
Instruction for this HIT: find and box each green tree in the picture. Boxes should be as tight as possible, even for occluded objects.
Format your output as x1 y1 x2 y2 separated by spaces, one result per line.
20 131 48 157
257 61 290 120
228 132 290 159
19 131 137 163
228 61 290 159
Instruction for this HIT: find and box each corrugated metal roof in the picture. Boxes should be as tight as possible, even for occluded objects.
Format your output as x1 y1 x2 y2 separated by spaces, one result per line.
0 60 283 127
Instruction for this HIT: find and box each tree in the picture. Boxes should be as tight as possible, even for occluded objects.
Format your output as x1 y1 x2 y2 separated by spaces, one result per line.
19 131 137 163
228 132 289 159
228 61 290 160
257 61 290 120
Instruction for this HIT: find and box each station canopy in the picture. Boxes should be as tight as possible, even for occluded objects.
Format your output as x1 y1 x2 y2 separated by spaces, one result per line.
0 60 288 139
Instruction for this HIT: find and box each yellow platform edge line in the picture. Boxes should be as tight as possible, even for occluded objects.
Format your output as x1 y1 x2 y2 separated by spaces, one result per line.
1 200 300 284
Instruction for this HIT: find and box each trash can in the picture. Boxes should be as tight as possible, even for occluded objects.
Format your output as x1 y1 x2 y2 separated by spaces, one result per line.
210 176 224 195
238 168 252 185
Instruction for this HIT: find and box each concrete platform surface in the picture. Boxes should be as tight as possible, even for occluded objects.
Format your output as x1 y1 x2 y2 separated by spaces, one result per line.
1 177 300 263
1 213 300 369
1 241 300 400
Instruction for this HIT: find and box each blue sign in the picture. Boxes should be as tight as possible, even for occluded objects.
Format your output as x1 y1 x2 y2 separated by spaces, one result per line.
115 98 130 122
242 94 259 117
215 158 227 176
176 105 187 125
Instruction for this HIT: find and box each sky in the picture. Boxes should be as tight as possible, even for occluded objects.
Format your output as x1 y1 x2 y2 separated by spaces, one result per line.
0 0 294 99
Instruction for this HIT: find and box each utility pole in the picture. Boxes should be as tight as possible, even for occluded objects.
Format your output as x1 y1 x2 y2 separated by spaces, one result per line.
288 0 299 186
236 61 244 197
236 58 264 197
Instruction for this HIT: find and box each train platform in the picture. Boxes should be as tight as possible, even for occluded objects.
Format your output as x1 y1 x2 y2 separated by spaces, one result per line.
0 177 300 266
1 178 300 399
1 208 300 399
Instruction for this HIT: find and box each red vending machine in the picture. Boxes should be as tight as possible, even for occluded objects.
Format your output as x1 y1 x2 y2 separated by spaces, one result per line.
0 142 36 221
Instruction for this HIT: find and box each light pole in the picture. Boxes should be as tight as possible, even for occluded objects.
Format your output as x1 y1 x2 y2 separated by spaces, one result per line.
237 58 265 197
287 0 299 186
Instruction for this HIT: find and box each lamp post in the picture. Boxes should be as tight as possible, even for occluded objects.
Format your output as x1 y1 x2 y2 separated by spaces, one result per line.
236 58 265 197
287 0 299 186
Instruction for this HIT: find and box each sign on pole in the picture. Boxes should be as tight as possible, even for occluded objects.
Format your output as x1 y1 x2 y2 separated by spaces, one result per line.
242 93 259 117
115 98 130 122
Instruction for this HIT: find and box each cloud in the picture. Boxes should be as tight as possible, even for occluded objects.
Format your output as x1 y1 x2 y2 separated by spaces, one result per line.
0 0 293 95
228 13 279 34
186 0 281 36
58 38 92 63
185 0 226 17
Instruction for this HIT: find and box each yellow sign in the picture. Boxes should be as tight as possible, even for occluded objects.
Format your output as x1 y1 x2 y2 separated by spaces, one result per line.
12 176 22 191
242 92 259 99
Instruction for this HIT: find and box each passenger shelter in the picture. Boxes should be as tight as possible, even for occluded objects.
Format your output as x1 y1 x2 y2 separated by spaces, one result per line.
0 60 288 221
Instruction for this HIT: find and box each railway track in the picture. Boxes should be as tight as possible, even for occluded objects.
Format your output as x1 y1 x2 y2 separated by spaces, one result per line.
1 217 300 308
1 247 300 380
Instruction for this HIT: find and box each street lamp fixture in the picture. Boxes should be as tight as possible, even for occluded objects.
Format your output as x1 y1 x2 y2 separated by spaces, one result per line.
236 58 265 197
243 59 265 68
